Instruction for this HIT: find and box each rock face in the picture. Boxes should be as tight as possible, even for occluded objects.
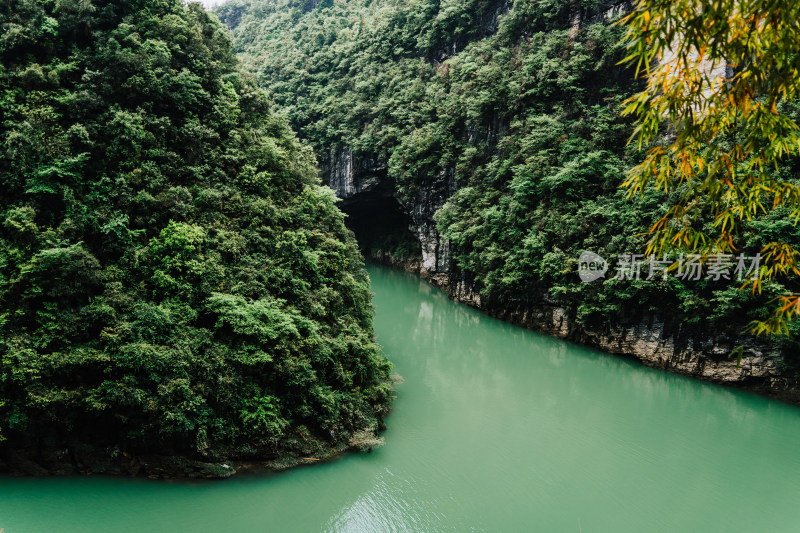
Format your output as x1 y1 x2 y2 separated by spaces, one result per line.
327 145 451 275
327 148 385 199
407 166 456 275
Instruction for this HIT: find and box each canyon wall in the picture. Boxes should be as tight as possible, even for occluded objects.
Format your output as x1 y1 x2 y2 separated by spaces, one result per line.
320 1 799 403
225 0 800 403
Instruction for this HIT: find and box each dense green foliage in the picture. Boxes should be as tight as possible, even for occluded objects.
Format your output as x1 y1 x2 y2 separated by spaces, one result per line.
0 0 391 461
225 0 800 347
620 0 800 335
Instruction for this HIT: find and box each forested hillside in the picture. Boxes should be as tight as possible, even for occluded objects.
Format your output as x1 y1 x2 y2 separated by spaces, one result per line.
0 0 390 475
222 0 800 357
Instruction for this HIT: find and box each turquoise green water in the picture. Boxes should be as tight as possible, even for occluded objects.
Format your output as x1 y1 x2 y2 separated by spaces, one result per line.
2 264 800 532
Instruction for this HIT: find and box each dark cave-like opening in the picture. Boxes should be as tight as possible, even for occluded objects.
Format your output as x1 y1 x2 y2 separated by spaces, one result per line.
339 186 421 263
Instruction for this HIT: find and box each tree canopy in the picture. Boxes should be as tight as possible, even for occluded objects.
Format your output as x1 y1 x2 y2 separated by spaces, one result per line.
621 0 800 334
0 0 390 465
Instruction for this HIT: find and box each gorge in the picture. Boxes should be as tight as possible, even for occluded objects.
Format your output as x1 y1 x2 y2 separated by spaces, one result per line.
2 0 800 530
221 0 800 401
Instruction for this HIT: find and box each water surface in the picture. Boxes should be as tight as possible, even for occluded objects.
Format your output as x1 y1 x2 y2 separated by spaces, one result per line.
2 265 799 532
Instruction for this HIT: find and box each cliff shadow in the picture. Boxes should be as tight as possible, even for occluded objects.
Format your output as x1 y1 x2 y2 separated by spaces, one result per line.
339 183 421 266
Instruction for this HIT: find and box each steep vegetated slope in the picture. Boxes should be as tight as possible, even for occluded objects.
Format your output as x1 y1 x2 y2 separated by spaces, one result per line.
0 0 391 477
223 0 800 398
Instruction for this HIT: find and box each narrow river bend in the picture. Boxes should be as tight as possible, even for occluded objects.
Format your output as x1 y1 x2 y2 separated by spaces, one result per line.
1 265 800 532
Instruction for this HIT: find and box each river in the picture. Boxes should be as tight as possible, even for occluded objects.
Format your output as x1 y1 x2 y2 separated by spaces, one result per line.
1 264 800 532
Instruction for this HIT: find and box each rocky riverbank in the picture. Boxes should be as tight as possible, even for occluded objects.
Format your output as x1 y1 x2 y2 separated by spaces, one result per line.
365 258 800 405
419 270 800 405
